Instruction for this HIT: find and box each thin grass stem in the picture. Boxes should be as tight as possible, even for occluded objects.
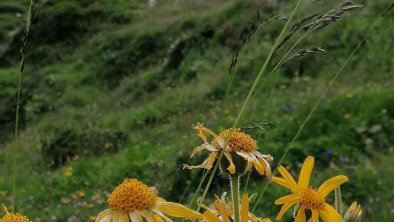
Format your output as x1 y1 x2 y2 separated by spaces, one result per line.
12 0 36 212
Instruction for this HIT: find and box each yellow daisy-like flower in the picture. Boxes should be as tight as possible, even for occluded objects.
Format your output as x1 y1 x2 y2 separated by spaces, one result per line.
95 178 203 222
271 156 348 222
0 205 29 222
183 123 272 175
201 193 271 222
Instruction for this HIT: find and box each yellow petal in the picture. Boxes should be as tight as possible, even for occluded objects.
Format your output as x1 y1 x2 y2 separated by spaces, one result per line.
271 177 290 190
261 219 272 222
318 203 344 222
96 209 111 222
157 202 203 219
317 175 348 198
112 211 129 222
129 212 143 222
295 206 306 222
241 194 249 222
277 166 299 194
274 193 300 205
217 201 231 222
298 156 314 190
256 154 271 176
154 215 164 222
275 197 299 220
224 152 236 174
183 152 218 170
140 210 155 222
311 209 319 222
203 211 221 222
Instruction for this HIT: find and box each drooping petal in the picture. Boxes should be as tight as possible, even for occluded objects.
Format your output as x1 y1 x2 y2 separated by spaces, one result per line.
156 202 203 219
96 209 112 222
317 175 348 198
151 209 172 222
154 215 165 222
191 144 218 157
140 210 155 222
275 197 299 220
224 152 236 174
112 211 129 222
311 209 319 222
295 206 306 222
298 156 314 190
274 193 300 205
217 201 231 222
203 210 221 222
255 152 271 176
240 194 249 222
277 166 299 194
318 203 344 222
261 219 272 222
271 177 290 190
183 152 218 170
129 212 143 222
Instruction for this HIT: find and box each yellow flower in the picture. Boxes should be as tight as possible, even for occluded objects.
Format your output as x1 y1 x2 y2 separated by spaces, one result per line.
344 202 362 222
202 193 271 222
1 205 29 222
65 167 73 177
183 123 272 175
271 156 348 222
95 178 203 222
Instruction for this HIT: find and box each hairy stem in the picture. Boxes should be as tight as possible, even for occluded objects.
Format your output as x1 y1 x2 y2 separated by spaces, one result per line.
231 174 240 222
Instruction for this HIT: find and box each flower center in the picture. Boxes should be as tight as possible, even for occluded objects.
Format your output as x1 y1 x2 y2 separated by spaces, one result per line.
0 214 29 222
108 178 157 213
212 128 257 152
300 188 325 210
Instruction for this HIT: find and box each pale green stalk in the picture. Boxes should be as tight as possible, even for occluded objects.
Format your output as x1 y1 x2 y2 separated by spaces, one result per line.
335 187 342 215
230 175 240 222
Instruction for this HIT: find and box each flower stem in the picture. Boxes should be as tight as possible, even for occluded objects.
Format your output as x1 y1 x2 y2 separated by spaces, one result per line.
230 174 240 222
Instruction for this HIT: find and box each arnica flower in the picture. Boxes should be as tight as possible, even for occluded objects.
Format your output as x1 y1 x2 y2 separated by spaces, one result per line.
344 202 362 222
201 193 271 222
1 205 29 222
183 123 272 176
271 156 348 222
95 178 203 222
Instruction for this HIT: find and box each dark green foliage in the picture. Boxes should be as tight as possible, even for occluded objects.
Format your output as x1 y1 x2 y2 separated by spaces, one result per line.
42 128 126 168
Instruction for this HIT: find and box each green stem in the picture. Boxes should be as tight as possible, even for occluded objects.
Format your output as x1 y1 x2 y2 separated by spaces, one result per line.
335 187 342 215
12 0 36 213
230 174 240 222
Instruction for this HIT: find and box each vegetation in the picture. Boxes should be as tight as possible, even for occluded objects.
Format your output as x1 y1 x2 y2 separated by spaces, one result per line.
0 0 393 221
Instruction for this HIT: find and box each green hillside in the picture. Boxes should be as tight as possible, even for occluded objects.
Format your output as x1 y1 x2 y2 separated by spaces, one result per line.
0 0 393 221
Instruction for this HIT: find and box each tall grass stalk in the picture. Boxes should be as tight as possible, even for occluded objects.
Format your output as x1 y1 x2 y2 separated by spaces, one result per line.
252 9 390 212
193 0 304 214
12 0 36 212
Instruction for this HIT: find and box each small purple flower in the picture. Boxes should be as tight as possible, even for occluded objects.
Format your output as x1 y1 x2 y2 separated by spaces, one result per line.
339 156 348 163
284 104 297 113
325 149 332 156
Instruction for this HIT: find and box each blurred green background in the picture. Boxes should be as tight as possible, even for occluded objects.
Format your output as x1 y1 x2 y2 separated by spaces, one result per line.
0 0 393 221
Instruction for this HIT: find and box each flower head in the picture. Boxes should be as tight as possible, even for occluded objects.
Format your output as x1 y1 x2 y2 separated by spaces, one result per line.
344 202 362 222
1 205 29 222
183 123 272 176
201 193 271 222
95 178 203 222
271 156 348 222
